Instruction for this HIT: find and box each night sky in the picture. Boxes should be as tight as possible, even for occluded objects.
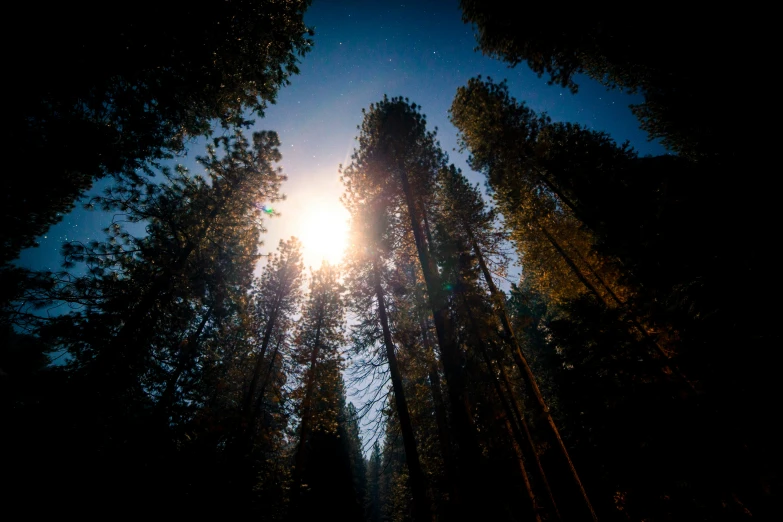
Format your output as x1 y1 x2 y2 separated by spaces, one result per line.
18 0 664 278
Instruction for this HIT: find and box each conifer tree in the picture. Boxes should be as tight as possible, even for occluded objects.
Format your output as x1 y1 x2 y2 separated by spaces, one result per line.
53 131 285 406
238 237 304 451
435 165 595 520
18 130 286 513
5 0 313 265
288 264 371 521
451 76 777 519
343 401 369 511
366 442 383 522
291 262 346 486
342 165 434 522
458 1 758 160
347 96 521 519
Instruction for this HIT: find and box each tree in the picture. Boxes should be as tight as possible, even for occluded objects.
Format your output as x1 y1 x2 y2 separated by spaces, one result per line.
58 131 285 403
5 0 313 265
342 165 434 522
343 401 369 514
451 78 674 339
238 237 305 452
347 96 486 505
434 165 598 520
10 130 286 514
288 262 369 522
451 76 779 518
459 1 758 160
291 263 346 481
366 442 383 522
347 96 535 520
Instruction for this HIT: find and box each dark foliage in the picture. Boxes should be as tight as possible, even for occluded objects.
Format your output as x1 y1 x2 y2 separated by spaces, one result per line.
5 0 312 264
453 74 781 519
4 4 781 519
460 1 765 161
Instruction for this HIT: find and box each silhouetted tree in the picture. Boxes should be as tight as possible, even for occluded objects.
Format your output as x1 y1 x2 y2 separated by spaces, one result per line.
6 0 312 265
290 263 346 483
366 442 383 522
10 130 286 515
238 237 305 451
459 1 759 160
342 165 434 522
451 75 779 519
346 96 499 519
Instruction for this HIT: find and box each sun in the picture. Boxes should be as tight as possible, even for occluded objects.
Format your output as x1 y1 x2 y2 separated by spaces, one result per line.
297 201 350 266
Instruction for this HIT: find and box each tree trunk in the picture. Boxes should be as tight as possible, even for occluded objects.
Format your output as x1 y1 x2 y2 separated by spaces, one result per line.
481 341 541 521
243 300 280 416
454 277 541 521
254 331 286 414
229 298 283 458
373 260 433 522
421 318 457 497
293 318 322 480
572 247 625 306
398 166 486 516
469 228 598 522
495 346 561 521
535 221 607 305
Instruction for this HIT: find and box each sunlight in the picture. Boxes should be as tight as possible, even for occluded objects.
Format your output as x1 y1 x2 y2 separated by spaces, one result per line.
297 201 350 266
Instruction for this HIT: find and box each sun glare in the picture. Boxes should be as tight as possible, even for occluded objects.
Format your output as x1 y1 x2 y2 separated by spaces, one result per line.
297 201 350 266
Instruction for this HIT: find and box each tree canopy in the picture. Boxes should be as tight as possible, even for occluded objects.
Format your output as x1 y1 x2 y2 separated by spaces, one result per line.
459 1 760 160
3 4 780 519
5 0 313 264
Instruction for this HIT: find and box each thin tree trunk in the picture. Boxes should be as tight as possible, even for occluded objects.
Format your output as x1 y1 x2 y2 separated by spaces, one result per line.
503 409 542 522
229 298 284 457
373 260 433 522
469 228 599 522
533 167 580 222
454 278 540 521
243 300 280 415
293 318 322 479
420 318 457 493
247 252 300 419
494 347 561 521
398 166 486 516
254 331 286 425
572 247 625 307
536 221 607 305
481 342 541 521
417 314 461 522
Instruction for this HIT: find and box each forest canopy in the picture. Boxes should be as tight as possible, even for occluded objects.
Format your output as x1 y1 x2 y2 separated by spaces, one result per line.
2 2 778 520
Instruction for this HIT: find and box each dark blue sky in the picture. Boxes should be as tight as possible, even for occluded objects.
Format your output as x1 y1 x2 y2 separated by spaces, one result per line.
18 0 663 273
